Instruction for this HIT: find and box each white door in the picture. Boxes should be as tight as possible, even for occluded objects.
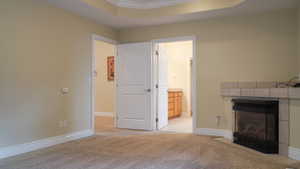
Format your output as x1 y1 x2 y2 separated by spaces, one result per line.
156 44 168 129
116 42 153 130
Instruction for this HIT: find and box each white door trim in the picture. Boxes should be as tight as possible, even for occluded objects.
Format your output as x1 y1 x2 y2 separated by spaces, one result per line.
152 36 197 133
91 34 118 133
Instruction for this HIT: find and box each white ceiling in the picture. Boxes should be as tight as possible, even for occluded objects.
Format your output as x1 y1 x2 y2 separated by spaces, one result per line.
45 0 299 29
105 0 196 9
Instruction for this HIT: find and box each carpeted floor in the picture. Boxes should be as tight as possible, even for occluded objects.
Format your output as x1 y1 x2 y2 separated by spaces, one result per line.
0 133 299 169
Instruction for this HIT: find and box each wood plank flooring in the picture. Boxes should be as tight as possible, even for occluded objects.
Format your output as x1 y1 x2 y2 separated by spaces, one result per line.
95 116 116 132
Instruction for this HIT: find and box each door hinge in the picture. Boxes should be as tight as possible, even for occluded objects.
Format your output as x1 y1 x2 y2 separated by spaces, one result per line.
155 50 159 56
156 118 159 122
155 84 158 88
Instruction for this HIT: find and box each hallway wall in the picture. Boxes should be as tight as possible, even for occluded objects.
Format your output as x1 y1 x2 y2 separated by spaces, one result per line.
94 41 115 113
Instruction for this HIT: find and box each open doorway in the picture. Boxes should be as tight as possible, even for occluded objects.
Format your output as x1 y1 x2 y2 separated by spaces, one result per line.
92 35 117 133
91 36 196 133
154 38 195 133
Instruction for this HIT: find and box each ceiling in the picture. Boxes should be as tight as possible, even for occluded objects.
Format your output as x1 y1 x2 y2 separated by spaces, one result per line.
105 0 197 9
45 0 299 29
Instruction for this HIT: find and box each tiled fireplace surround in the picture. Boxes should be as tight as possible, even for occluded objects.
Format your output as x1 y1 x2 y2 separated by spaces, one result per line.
220 82 300 157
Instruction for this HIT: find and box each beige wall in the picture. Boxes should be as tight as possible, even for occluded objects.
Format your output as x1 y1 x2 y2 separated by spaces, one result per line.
161 41 192 114
119 9 298 131
94 41 115 113
298 8 300 73
0 0 117 147
290 7 300 149
1 0 299 151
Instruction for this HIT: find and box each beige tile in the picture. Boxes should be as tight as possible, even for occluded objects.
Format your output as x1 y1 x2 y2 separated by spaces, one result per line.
241 88 255 97
289 88 300 99
238 82 257 89
270 88 289 98
221 88 241 97
279 143 289 156
279 99 289 121
279 121 289 144
256 82 277 88
229 88 241 96
221 88 230 96
277 82 289 88
221 82 238 89
254 88 270 97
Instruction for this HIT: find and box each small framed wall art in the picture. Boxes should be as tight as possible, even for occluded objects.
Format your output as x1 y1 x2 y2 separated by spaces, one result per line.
107 56 114 81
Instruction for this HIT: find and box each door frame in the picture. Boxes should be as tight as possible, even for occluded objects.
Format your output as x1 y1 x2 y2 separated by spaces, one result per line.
152 36 197 133
91 34 118 133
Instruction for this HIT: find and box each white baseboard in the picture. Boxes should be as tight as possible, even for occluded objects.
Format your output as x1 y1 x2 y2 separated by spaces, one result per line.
289 146 300 161
94 112 113 117
195 128 233 140
0 129 94 159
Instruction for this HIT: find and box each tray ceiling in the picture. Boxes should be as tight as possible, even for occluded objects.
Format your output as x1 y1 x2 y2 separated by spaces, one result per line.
45 0 299 28
105 0 196 9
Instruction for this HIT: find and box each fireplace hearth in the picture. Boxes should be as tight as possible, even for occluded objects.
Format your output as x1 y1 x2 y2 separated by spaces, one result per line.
232 99 279 154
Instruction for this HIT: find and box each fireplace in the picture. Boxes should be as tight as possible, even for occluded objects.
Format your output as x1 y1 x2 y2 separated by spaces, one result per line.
232 99 279 154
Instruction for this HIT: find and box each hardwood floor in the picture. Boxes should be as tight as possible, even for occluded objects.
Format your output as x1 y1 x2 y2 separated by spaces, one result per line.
94 116 116 132
0 133 299 169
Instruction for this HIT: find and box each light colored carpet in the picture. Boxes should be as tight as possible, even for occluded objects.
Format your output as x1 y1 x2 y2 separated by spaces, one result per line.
0 133 299 169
